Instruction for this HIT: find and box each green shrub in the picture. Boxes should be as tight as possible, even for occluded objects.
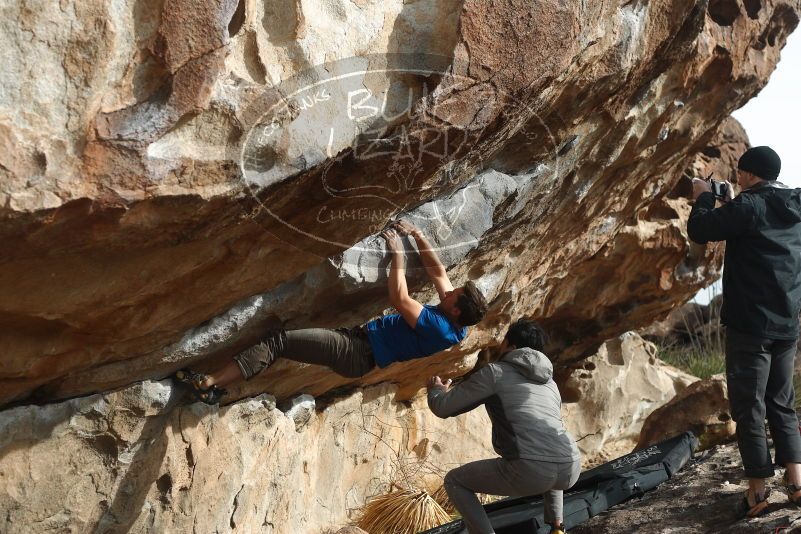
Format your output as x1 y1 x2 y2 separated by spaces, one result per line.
657 345 725 379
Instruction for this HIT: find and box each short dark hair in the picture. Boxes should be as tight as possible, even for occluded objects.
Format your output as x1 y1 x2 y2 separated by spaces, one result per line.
505 319 547 352
455 281 488 326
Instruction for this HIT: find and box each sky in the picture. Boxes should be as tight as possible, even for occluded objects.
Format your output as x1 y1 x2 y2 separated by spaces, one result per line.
694 29 800 304
732 30 801 187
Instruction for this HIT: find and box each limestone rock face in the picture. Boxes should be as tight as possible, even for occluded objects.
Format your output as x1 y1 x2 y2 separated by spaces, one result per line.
1 338 699 534
282 393 316 431
636 373 735 451
1 1 798 407
561 332 697 464
0 381 495 534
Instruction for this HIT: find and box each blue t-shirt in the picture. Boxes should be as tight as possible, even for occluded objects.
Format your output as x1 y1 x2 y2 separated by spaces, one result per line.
366 304 467 368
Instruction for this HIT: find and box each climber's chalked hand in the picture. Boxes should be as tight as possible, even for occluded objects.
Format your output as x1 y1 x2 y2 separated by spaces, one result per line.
390 220 419 238
381 228 402 253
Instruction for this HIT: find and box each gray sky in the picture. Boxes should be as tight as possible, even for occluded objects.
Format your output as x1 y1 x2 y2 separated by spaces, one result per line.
732 29 801 187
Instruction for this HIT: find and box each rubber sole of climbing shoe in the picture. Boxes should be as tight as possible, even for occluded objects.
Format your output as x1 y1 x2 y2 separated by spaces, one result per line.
173 369 227 405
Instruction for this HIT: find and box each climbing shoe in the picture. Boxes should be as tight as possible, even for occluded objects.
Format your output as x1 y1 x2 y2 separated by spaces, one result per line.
783 471 801 506
741 487 771 518
174 368 227 405
548 524 566 534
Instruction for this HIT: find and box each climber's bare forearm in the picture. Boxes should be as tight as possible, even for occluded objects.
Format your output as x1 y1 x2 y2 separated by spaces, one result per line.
387 249 423 328
387 250 409 304
410 230 453 298
390 221 453 299
411 231 445 277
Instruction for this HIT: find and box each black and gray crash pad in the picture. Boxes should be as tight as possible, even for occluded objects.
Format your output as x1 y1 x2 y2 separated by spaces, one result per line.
420 431 699 534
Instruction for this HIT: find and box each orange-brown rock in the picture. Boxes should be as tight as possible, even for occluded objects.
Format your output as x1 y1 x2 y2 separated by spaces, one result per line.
4 3 801 534
2 1 797 408
333 528 369 534
636 373 736 451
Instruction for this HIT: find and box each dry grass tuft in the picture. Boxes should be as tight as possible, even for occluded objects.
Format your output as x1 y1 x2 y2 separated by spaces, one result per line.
430 484 501 517
478 493 501 505
357 488 451 534
431 485 455 515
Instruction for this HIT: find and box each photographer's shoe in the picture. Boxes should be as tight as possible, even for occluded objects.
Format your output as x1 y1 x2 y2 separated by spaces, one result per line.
782 471 801 506
741 487 770 518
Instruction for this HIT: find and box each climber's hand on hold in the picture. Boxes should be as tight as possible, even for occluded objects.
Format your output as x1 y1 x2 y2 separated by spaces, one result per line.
391 220 420 238
391 219 452 299
382 228 403 254
427 375 452 391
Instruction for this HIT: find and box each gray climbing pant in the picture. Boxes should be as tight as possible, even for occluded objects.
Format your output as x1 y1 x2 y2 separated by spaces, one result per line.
234 327 375 379
726 327 801 479
444 457 581 534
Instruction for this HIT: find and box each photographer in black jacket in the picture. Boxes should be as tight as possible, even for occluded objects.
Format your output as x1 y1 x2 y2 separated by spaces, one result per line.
688 146 801 518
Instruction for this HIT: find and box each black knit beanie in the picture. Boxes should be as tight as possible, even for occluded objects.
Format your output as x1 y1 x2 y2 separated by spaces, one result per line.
738 146 781 181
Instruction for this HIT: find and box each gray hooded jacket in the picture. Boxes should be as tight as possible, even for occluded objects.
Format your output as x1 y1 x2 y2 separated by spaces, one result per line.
427 348 580 463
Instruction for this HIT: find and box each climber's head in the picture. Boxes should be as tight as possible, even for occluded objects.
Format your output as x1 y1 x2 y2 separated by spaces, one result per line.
501 319 547 353
439 281 487 327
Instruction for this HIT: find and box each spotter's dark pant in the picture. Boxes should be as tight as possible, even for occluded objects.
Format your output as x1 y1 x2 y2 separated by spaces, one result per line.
726 327 801 478
444 457 581 534
234 327 375 379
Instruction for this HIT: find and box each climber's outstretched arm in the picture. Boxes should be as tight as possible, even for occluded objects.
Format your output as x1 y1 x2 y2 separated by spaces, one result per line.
383 228 424 328
391 220 453 301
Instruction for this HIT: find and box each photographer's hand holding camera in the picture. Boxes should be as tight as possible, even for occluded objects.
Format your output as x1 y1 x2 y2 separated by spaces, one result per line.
687 146 801 518
691 174 733 203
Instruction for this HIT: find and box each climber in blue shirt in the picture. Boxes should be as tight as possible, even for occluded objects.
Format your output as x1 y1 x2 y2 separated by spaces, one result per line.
175 220 488 404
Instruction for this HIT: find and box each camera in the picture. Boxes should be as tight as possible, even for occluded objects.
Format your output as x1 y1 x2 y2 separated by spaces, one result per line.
706 174 730 200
